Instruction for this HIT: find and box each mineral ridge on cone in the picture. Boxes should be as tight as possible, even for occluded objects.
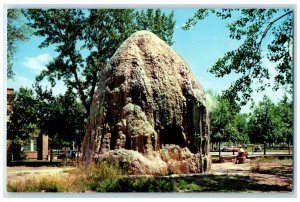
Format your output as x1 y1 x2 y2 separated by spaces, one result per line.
83 31 210 174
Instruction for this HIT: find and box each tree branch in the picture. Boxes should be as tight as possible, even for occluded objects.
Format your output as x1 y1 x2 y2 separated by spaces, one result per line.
69 55 89 115
88 71 98 112
258 10 293 48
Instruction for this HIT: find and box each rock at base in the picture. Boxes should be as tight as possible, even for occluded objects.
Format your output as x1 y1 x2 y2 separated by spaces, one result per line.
94 144 208 175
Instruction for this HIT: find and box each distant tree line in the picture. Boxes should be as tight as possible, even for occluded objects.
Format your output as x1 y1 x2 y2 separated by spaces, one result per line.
208 91 293 156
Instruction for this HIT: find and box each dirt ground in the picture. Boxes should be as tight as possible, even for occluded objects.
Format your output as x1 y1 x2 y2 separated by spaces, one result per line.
210 162 293 190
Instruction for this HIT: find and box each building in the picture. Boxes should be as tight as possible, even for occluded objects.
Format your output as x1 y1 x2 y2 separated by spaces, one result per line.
24 134 48 160
7 88 49 160
7 88 14 122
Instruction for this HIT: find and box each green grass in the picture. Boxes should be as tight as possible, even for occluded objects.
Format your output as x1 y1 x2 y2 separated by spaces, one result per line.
93 177 176 192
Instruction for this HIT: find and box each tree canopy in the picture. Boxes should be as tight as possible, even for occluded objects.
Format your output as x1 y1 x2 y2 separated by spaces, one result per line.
7 88 38 141
184 9 293 105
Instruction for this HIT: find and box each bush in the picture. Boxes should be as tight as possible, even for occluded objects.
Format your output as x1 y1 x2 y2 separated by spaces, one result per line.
176 180 200 191
85 161 125 186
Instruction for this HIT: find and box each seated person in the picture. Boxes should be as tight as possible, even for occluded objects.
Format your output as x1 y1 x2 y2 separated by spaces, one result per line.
236 145 248 164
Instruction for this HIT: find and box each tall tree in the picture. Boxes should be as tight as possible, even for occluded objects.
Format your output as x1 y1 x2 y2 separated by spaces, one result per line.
25 9 176 118
248 96 277 155
233 113 249 144
209 95 240 156
273 95 293 154
7 9 32 79
184 9 293 105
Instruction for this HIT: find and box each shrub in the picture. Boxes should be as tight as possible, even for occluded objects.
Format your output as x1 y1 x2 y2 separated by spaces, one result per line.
176 180 200 192
67 160 126 191
85 160 125 186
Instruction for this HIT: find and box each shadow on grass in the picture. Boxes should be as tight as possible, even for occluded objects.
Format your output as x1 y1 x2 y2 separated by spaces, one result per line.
7 160 64 167
254 165 293 178
92 174 292 192
174 174 292 192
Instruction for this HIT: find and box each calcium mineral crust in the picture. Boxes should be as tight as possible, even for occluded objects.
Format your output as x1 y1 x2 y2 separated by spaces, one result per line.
83 31 210 174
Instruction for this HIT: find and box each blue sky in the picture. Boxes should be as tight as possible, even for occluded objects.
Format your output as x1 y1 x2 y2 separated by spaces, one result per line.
7 9 287 113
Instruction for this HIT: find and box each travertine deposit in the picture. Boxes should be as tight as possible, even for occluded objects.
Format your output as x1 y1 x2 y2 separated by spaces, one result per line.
83 30 210 174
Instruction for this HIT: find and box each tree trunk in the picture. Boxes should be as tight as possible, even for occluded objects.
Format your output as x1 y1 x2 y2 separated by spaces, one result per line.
218 141 221 158
288 142 291 155
50 138 54 163
263 143 266 155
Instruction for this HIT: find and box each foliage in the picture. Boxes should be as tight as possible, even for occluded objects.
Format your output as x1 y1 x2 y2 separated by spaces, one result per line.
136 9 175 45
247 96 277 154
209 93 243 146
7 88 39 142
233 113 249 144
7 9 32 79
7 87 40 161
33 84 86 161
272 95 293 146
247 95 293 153
35 84 86 148
184 9 293 105
24 9 175 117
176 180 200 191
84 160 125 183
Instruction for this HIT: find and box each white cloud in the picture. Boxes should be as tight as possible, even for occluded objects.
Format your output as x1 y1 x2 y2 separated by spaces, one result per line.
22 53 51 73
39 79 67 96
14 75 32 88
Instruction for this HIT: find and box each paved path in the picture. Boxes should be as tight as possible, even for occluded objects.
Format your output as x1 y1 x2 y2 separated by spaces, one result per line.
7 166 75 182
